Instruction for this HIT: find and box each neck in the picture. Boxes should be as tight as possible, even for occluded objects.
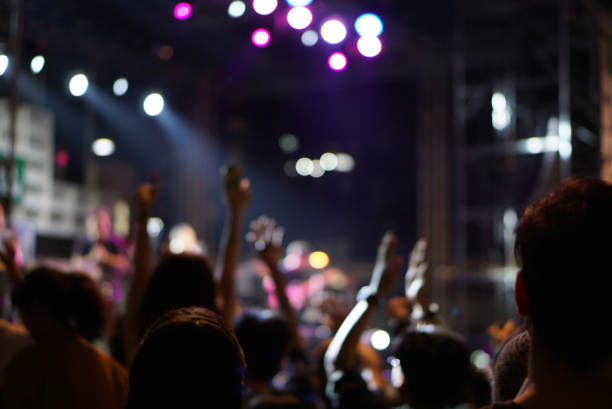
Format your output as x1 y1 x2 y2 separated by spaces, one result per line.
515 335 612 409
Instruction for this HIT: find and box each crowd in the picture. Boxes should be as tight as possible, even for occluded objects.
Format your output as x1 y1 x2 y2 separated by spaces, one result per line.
0 172 611 409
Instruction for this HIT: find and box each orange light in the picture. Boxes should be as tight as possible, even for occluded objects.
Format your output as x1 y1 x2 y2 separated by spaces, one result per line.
309 251 330 269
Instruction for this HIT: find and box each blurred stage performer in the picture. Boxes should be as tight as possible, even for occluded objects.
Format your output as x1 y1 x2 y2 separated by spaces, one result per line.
75 206 130 307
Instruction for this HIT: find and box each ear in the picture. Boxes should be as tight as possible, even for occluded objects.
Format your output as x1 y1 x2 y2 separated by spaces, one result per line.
514 270 529 316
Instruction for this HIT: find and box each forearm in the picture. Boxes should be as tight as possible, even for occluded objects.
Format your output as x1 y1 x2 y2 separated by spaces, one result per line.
217 209 243 326
324 300 376 376
268 262 301 348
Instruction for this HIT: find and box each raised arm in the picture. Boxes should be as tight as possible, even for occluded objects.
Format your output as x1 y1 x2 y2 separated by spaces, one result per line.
324 233 403 376
0 236 23 287
124 173 158 360
248 216 301 348
217 166 250 326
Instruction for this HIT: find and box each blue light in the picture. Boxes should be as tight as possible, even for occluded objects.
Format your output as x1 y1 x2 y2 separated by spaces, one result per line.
354 13 383 37
286 0 313 6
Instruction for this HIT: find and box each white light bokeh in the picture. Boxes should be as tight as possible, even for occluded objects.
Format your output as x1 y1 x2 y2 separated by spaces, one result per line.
320 19 347 44
279 133 299 152
301 30 319 46
0 55 8 76
320 153 338 171
526 137 544 154
287 7 313 30
113 78 129 96
143 93 165 116
491 92 507 111
492 110 511 131
371 329 391 351
286 0 312 6
296 157 314 176
228 0 247 18
92 138 115 157
253 0 278 16
336 153 355 172
470 350 491 370
69 73 89 97
310 160 325 178
147 217 165 237
354 13 383 37
357 36 382 58
30 55 45 74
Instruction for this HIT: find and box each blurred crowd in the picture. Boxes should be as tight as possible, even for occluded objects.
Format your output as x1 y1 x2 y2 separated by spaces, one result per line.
0 171 611 409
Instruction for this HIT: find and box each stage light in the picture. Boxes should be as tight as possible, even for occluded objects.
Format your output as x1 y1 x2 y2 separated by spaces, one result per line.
328 52 347 71
147 217 165 238
55 150 69 168
492 110 511 131
320 153 338 171
296 157 313 176
301 30 319 46
283 253 302 271
371 329 391 351
503 209 518 230
143 93 165 116
320 19 347 44
30 55 45 74
355 13 383 37
357 36 382 58
526 137 543 154
228 0 246 18
253 0 277 16
92 138 115 157
113 78 129 96
491 92 507 111
279 133 299 152
310 160 325 178
69 73 89 97
252 28 271 47
336 153 355 172
470 350 491 370
286 0 312 6
309 251 330 269
559 140 572 159
287 7 312 30
0 55 8 76
174 2 192 20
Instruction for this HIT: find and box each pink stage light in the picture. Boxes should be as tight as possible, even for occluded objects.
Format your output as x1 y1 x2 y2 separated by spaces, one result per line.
328 52 347 71
287 7 313 30
252 28 271 47
174 2 192 20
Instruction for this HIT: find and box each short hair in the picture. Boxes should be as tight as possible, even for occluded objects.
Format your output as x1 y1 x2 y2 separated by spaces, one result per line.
515 178 612 371
127 307 245 409
493 331 529 401
12 267 108 340
395 330 472 409
234 310 291 382
140 254 216 333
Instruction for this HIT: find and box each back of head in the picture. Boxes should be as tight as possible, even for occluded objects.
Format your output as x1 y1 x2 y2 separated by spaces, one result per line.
12 267 108 340
515 178 612 371
140 254 216 331
234 310 291 382
128 307 245 409
493 331 530 401
395 330 472 409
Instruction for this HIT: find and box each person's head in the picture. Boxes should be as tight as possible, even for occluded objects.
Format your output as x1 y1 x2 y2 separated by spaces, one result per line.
394 329 473 409
514 178 612 371
95 206 112 240
234 310 291 383
12 267 108 341
128 307 245 409
493 331 530 401
140 254 216 332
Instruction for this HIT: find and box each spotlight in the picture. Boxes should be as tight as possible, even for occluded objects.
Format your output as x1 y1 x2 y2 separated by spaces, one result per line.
143 93 165 116
308 251 330 269
296 157 313 176
286 0 312 6
253 0 277 16
328 52 347 71
301 30 319 46
69 73 89 97
354 13 383 37
0 55 8 76
320 153 338 171
174 2 192 20
370 329 391 351
228 0 247 18
30 55 45 74
113 78 129 96
287 7 313 30
252 28 271 47
357 36 382 58
320 19 347 44
92 138 115 157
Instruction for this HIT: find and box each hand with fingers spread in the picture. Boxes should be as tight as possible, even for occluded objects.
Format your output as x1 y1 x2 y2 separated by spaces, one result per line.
405 238 427 301
246 215 285 269
222 166 250 214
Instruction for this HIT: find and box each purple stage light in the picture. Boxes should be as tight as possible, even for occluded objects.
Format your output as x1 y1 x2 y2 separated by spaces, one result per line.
357 36 382 57
328 52 347 71
287 7 313 30
174 2 192 20
252 28 271 47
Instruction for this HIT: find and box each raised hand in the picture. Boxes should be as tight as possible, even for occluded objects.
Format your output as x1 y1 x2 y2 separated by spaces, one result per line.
0 234 22 285
222 166 250 213
246 215 284 268
405 238 427 301
135 172 159 218
369 232 404 299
